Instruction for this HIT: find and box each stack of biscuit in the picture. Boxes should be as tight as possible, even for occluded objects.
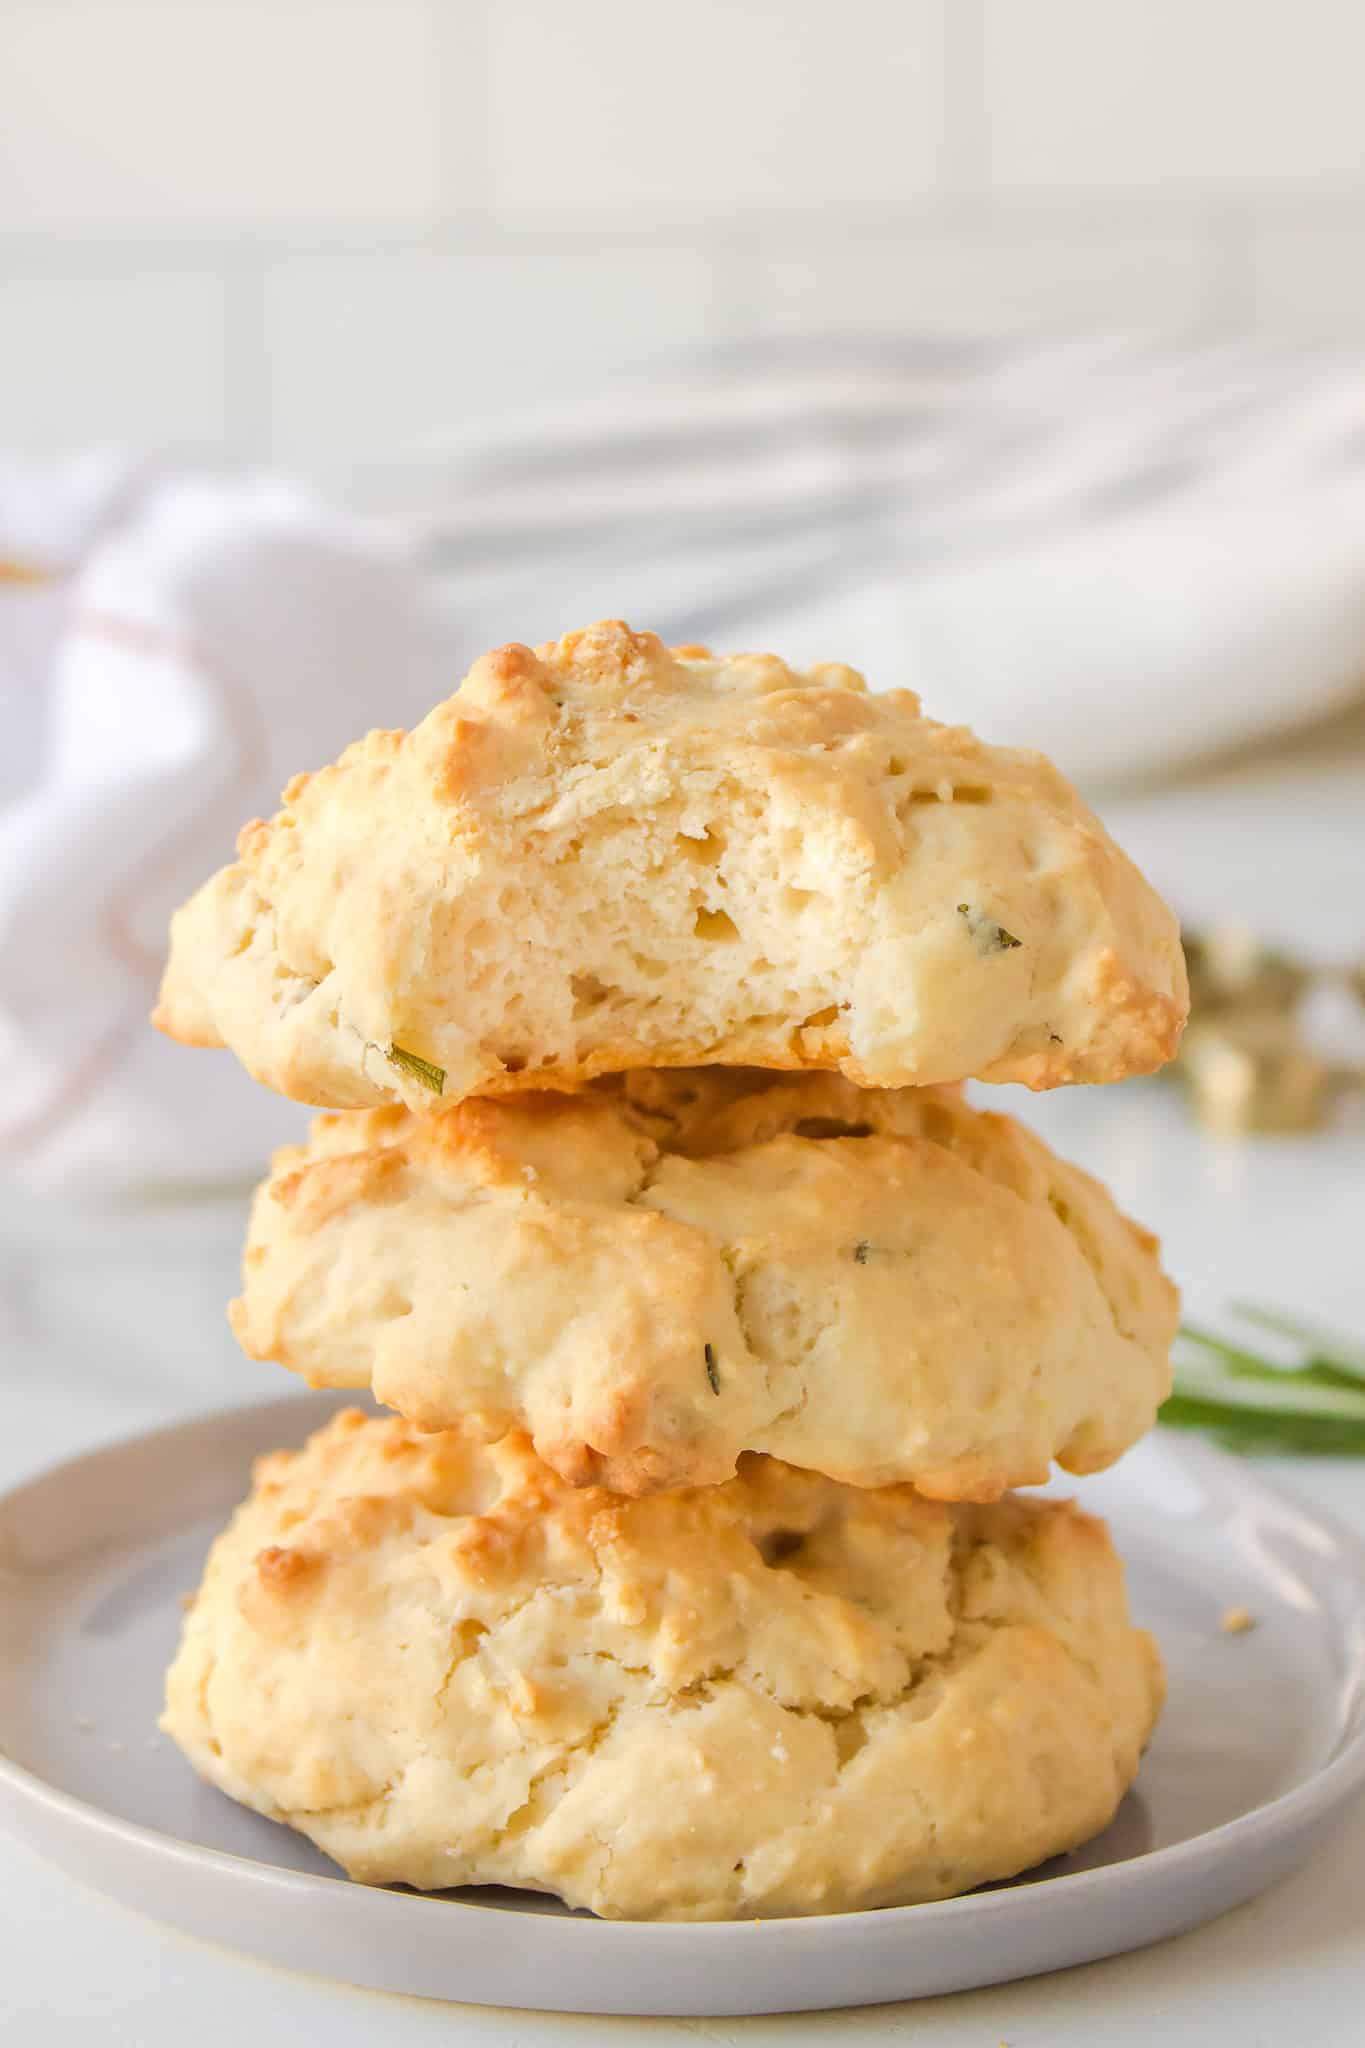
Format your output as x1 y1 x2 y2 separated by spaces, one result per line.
155 621 1186 1922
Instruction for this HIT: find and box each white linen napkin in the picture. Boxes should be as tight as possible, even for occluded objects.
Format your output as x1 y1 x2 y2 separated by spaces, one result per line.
1 460 452 1194
418 337 1365 782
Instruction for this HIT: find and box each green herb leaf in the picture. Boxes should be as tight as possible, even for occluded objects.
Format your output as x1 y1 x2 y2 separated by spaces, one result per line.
853 1240 870 1264
704 1343 721 1395
387 1043 446 1095
1227 1302 1365 1386
1162 1313 1365 1456
1161 1392 1365 1458
1178 1323 1308 1385
957 903 1022 953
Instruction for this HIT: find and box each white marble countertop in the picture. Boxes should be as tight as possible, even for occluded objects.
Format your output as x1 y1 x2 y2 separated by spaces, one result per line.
2 720 1364 2044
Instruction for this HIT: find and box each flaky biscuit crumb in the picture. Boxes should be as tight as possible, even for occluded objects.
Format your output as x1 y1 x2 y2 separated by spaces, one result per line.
155 622 1186 1110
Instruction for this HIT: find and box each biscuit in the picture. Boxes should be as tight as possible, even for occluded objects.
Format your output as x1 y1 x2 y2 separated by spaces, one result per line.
231 1067 1177 1497
163 1407 1164 1920
155 621 1187 1108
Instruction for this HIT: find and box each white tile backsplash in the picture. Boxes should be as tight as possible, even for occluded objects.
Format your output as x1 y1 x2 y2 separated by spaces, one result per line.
0 262 239 452
259 234 727 459
1 0 1363 459
755 225 1220 337
982 0 1365 196
1248 219 1365 339
0 0 453 227
484 0 952 217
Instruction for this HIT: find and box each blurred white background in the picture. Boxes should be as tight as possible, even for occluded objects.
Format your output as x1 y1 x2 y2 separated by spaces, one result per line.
3 0 1365 464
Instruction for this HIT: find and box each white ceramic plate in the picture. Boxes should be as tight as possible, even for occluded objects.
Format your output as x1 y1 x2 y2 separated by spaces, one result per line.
1 1393 1363 2018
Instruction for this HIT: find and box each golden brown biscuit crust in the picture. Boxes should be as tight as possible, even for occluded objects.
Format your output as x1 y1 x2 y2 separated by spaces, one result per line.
231 1068 1178 1497
163 1408 1165 1920
155 622 1187 1108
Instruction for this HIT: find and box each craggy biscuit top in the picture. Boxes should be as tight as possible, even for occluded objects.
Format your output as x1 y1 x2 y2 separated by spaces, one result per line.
156 621 1187 1108
233 1066 1178 1497
163 1408 1164 1919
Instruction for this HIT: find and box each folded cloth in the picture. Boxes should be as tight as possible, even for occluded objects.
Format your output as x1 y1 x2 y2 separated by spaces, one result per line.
416 336 1365 782
1 459 453 1194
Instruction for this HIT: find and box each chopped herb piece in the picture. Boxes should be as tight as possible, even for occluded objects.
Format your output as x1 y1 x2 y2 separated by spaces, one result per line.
388 1043 446 1094
956 903 1021 953
704 1342 721 1395
853 1240 870 1265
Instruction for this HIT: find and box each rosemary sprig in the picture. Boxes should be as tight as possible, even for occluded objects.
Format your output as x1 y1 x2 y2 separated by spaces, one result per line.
1225 1302 1365 1384
1162 1306 1365 1455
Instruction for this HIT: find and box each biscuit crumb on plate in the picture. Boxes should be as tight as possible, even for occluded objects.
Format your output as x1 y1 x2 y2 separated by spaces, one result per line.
1221 1605 1257 1634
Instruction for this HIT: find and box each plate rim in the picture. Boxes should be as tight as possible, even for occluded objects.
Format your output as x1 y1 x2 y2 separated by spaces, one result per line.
3 1391 1365 1952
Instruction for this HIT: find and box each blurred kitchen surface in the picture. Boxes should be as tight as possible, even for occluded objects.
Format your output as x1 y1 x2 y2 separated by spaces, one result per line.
2 0 1365 464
